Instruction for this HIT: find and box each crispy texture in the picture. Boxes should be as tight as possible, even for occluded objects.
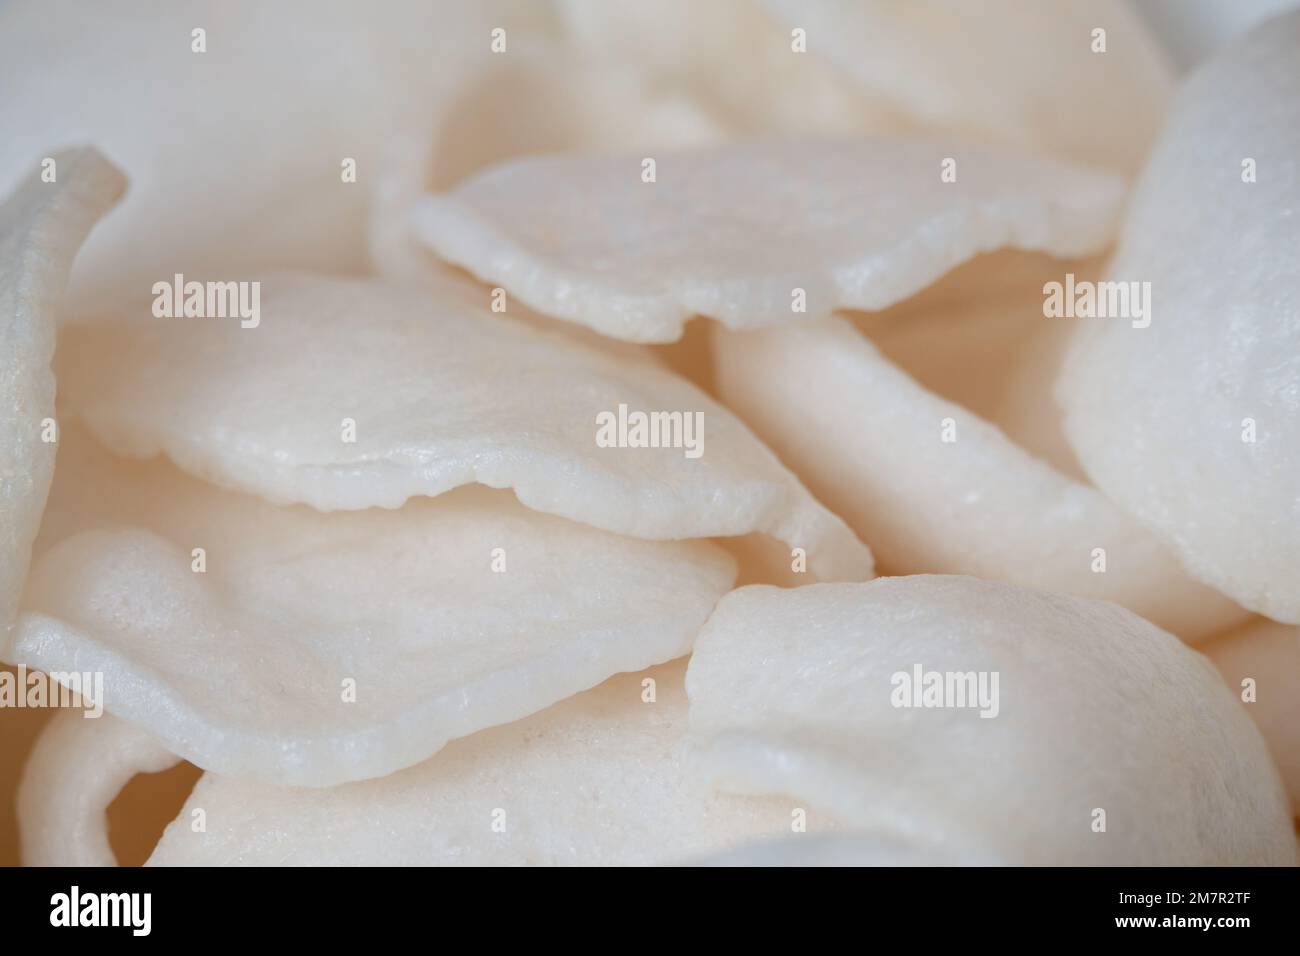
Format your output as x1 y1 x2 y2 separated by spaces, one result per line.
7 429 736 787
1058 11 1300 622
58 273 869 581
411 140 1124 341
712 314 1245 641
686 577 1294 865
146 663 822 865
0 147 124 632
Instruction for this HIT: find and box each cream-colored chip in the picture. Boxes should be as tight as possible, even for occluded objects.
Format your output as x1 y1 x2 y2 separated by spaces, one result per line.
1205 618 1300 813
759 0 1172 174
18 710 178 866
1058 11 1300 623
0 0 558 313
686 577 1295 865
370 44 727 279
146 663 821 866
57 273 869 581
852 252 1099 482
712 314 1245 641
1 148 124 633
410 140 1125 342
5 428 736 787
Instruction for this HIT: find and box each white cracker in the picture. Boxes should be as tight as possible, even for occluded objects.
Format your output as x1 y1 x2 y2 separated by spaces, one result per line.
6 429 736 787
686 577 1294 865
0 147 124 632
411 139 1124 342
1058 11 1300 622
57 273 870 581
